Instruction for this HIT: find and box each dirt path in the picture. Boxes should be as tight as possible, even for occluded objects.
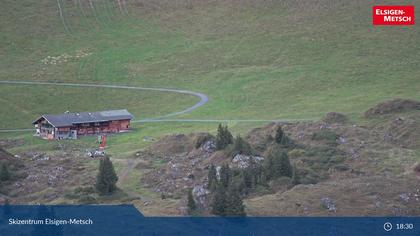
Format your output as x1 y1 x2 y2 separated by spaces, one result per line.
118 158 139 183
0 80 315 133
115 158 152 202
0 80 209 120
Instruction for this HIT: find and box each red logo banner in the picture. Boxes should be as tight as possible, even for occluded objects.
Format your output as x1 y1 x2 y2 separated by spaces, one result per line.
373 6 415 25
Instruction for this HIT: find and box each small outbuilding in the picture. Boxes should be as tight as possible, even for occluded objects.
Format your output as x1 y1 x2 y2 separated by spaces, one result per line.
32 109 134 140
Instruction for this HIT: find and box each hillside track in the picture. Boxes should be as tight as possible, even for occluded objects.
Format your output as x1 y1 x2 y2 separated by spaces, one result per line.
0 80 208 119
0 80 314 132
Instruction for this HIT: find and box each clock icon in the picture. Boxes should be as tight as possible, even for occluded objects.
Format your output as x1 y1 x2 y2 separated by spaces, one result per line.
384 222 393 232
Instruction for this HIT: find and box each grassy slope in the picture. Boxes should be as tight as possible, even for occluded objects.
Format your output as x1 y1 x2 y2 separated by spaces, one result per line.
1 0 419 214
1 0 419 125
1 0 419 151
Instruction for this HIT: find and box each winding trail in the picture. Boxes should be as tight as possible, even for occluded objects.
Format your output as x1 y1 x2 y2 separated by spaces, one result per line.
0 80 314 133
0 80 208 120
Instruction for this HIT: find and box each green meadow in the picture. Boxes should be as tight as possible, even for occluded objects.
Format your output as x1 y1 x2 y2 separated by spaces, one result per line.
1 0 419 153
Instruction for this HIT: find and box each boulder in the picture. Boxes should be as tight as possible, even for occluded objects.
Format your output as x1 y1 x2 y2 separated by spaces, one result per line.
230 154 264 169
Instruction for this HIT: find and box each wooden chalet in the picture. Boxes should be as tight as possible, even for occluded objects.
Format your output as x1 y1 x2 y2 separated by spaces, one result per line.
32 109 134 140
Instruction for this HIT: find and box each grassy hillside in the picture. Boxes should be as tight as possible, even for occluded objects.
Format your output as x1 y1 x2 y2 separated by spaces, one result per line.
1 0 419 130
1 0 420 215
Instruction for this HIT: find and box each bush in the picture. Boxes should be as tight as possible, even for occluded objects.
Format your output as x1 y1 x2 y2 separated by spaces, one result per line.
78 195 98 204
299 168 321 184
194 133 214 149
208 164 217 191
268 176 292 191
334 164 350 171
288 149 306 158
292 165 300 185
311 130 339 145
0 163 11 181
74 186 96 195
187 188 198 215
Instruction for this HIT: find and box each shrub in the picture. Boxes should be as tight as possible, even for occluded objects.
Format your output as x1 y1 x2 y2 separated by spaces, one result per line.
291 165 300 185
0 163 11 181
334 164 350 172
74 186 96 195
288 149 306 158
187 189 198 215
208 164 217 191
78 195 98 204
311 130 339 145
194 133 214 149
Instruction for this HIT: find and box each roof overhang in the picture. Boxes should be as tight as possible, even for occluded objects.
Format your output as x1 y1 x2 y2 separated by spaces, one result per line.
32 116 57 127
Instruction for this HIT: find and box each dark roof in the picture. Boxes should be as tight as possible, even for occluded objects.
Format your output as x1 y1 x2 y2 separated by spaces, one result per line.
33 109 134 127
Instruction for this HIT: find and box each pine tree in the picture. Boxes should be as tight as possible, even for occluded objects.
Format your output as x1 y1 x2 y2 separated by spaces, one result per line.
263 146 275 180
274 126 285 144
233 135 251 155
216 124 225 149
216 124 233 150
0 163 10 181
223 125 233 147
219 164 231 188
242 168 253 190
263 146 293 179
274 126 293 147
95 156 118 195
208 164 217 191
210 185 227 216
225 188 246 216
187 189 197 215
277 151 293 177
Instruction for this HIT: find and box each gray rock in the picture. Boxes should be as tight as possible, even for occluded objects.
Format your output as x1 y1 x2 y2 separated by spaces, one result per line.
201 140 216 153
399 193 410 202
230 154 264 169
321 197 337 212
192 185 210 206
216 166 221 180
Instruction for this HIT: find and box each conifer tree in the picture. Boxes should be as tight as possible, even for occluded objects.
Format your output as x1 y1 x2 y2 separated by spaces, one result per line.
208 164 217 191
233 135 252 155
210 185 227 216
216 124 233 150
242 168 253 189
223 125 233 146
187 189 197 215
95 156 118 195
263 147 275 180
277 151 293 177
219 164 231 188
274 126 293 147
0 163 10 181
225 188 246 216
263 146 293 179
274 126 285 144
